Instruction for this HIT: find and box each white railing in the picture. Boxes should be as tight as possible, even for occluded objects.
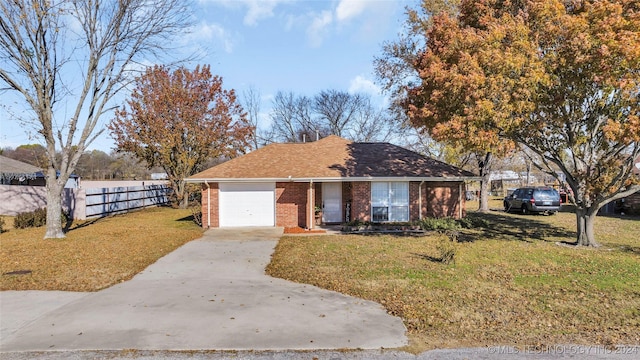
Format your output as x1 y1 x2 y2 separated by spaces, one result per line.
0 182 170 220
84 185 170 218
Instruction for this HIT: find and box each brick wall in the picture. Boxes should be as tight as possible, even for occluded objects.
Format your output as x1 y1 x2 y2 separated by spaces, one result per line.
351 181 371 222
200 183 219 228
409 182 427 221
424 182 465 219
276 182 308 228
200 180 467 228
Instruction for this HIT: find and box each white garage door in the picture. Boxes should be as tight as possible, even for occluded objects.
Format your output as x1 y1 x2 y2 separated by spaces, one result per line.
219 182 275 227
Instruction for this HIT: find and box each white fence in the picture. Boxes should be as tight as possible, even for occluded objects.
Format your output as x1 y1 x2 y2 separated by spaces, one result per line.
0 181 170 220
84 185 170 218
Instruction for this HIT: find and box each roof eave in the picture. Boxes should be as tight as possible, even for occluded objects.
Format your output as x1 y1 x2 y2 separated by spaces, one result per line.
185 176 481 183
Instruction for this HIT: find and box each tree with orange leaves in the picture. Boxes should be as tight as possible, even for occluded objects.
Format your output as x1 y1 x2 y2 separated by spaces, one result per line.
109 65 252 208
377 0 639 246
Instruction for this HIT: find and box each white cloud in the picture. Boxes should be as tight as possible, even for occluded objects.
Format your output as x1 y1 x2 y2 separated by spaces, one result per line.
349 75 389 108
349 75 380 95
191 21 236 53
335 0 368 22
201 0 288 26
306 10 333 47
243 0 281 26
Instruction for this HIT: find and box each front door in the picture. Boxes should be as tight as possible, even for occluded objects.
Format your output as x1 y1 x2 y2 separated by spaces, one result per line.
322 183 342 223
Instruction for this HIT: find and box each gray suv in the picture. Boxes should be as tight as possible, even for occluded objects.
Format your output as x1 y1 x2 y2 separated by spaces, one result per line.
504 187 561 215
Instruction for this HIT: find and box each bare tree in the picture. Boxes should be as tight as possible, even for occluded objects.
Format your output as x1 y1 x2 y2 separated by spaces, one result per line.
313 90 365 137
269 89 399 143
269 91 322 143
242 86 275 149
0 0 192 238
343 97 396 143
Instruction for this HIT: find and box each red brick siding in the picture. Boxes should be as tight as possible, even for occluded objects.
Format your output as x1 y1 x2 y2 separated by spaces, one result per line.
409 182 425 221
351 181 371 222
623 191 640 213
201 180 466 228
276 182 308 228
200 183 219 228
424 182 465 219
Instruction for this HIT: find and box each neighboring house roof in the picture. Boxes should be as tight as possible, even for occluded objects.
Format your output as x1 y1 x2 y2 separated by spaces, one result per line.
188 135 477 182
489 170 521 181
0 155 42 181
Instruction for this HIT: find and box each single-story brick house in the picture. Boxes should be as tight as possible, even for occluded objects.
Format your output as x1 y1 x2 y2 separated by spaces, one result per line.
186 135 479 229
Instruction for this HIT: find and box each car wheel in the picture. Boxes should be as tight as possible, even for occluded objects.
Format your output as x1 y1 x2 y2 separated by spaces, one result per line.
504 202 510 212
521 205 529 215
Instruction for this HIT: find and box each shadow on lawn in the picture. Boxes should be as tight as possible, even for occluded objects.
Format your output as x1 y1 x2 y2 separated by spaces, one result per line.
66 217 103 232
461 211 575 243
177 215 195 222
412 253 446 263
619 245 640 256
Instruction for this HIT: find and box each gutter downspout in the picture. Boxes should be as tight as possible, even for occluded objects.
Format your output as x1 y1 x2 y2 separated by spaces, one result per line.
419 181 425 219
459 182 463 219
205 181 211 228
309 180 314 229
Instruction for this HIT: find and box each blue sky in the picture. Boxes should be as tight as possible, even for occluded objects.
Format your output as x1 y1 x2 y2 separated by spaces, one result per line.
0 0 416 151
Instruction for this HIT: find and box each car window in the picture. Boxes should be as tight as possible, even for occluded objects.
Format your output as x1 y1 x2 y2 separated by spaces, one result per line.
535 189 559 199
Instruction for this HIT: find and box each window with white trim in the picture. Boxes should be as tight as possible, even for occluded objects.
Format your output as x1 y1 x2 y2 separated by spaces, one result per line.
371 182 409 222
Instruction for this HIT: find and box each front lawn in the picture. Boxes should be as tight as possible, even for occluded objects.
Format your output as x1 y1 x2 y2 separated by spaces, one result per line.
0 207 203 291
266 209 640 352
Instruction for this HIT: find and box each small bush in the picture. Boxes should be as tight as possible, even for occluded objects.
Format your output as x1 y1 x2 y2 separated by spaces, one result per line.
0 217 5 233
458 215 490 229
419 215 489 232
14 208 47 229
436 236 456 264
419 217 461 232
14 208 68 229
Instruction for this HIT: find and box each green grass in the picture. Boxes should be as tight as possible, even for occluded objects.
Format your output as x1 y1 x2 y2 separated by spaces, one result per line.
0 207 203 291
266 208 640 352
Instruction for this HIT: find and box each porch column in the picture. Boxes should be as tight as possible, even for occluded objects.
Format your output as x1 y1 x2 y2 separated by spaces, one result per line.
307 181 314 229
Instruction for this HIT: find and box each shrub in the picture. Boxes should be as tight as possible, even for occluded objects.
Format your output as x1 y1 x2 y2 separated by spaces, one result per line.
14 208 47 229
458 215 490 229
419 215 489 232
436 236 456 264
13 208 68 229
419 217 461 232
0 217 5 233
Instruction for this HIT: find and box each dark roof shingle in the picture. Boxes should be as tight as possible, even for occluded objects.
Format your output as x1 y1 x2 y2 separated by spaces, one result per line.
189 135 476 180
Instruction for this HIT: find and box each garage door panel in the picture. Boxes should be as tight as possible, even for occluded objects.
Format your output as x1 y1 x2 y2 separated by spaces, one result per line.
219 183 275 227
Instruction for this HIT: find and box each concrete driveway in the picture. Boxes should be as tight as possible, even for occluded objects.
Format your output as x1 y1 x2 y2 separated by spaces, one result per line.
0 227 407 352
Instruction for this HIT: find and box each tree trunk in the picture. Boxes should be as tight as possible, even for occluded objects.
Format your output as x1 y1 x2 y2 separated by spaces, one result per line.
44 168 65 239
174 179 187 209
477 152 492 212
575 207 599 247
478 174 490 212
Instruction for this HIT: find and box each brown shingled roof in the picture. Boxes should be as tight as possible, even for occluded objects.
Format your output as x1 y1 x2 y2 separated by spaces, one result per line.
188 135 476 181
